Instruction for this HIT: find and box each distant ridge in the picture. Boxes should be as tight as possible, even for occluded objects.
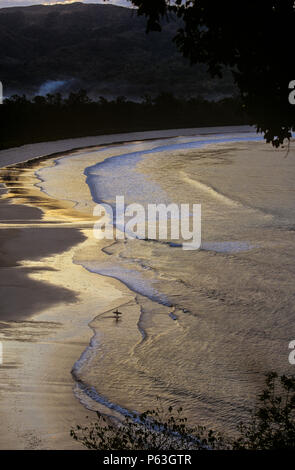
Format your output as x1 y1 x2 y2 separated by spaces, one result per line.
0 3 235 99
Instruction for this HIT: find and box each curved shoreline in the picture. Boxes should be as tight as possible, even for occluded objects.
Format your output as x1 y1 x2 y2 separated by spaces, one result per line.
0 138 137 448
1 126 291 448
27 129 263 431
0 128 265 446
0 125 254 169
0 128 206 448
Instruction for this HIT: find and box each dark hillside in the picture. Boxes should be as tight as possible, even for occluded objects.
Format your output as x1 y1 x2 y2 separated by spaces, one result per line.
0 3 235 99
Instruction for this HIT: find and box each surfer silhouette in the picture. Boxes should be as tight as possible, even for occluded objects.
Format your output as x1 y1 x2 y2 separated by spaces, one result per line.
113 308 123 322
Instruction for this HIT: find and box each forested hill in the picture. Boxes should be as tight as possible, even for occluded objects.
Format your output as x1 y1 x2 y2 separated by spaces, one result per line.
0 3 235 99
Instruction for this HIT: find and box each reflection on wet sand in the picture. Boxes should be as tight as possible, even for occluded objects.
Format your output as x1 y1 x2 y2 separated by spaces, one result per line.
1 130 295 449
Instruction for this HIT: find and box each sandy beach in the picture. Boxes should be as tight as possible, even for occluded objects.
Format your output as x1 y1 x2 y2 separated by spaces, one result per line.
0 126 294 449
0 127 234 449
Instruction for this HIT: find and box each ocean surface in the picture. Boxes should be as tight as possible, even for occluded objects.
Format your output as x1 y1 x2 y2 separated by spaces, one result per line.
36 127 295 435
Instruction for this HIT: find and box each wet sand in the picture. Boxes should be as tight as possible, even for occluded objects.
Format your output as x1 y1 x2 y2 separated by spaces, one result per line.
37 135 295 436
1 127 293 448
0 136 137 448
0 127 226 449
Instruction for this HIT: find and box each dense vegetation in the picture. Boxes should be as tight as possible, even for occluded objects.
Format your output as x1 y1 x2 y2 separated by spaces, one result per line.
129 0 295 147
71 372 295 450
0 91 247 151
0 3 234 100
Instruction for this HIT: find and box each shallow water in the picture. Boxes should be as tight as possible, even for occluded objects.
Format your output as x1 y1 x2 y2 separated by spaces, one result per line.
37 129 295 436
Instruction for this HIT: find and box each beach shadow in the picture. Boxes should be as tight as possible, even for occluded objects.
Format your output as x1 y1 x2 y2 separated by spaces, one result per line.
0 226 86 321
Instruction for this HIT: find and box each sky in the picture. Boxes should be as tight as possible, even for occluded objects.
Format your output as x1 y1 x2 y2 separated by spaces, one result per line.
0 0 130 8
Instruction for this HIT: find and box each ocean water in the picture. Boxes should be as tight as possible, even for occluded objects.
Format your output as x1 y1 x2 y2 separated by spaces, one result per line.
37 128 295 436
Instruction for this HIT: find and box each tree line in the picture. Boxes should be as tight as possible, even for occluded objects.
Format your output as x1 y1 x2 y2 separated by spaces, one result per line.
0 90 248 151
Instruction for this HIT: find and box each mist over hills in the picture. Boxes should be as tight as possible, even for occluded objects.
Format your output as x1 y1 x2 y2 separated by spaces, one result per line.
0 3 235 99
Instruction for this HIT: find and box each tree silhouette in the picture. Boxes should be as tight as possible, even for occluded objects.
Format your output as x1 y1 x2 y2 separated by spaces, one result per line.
128 0 295 147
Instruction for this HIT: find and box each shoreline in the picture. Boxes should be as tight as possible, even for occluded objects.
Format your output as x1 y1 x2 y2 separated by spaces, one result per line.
0 125 254 169
0 127 290 448
0 127 219 448
0 134 144 448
